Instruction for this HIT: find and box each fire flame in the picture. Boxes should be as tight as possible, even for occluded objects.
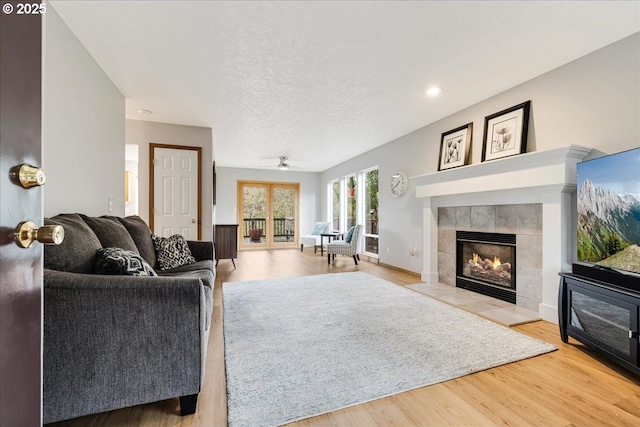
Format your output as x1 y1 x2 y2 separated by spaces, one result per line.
470 253 501 269
472 253 480 265
492 256 501 269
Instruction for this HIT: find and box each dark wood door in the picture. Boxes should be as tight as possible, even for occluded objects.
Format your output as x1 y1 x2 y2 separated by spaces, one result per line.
0 9 43 426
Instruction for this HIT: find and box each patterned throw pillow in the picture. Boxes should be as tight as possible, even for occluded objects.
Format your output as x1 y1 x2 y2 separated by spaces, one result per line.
152 234 196 270
95 247 157 276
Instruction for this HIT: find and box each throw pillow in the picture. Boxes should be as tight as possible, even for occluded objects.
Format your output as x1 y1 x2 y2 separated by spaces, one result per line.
345 226 356 243
311 223 326 235
152 234 196 270
80 215 140 254
95 247 157 276
44 213 103 274
118 215 156 268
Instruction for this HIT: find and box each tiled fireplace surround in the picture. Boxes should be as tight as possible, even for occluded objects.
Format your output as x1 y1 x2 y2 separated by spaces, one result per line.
415 145 592 324
437 204 542 311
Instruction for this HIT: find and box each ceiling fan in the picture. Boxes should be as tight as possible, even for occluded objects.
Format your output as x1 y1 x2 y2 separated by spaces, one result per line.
275 156 304 171
256 156 303 171
277 156 290 170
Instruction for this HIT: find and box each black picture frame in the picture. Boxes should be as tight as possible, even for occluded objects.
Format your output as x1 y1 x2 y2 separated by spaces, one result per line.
438 122 473 171
482 100 531 162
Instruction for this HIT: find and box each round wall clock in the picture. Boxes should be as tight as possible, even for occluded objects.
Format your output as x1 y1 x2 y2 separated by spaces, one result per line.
389 170 408 198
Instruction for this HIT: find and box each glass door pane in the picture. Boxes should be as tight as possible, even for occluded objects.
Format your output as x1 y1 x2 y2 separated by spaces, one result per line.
271 185 298 247
569 286 633 360
240 183 268 248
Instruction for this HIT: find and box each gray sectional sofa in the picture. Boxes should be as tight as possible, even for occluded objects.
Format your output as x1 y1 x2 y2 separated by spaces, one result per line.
42 213 214 424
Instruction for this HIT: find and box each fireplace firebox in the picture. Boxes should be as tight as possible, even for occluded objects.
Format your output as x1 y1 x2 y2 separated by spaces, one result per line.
456 231 516 304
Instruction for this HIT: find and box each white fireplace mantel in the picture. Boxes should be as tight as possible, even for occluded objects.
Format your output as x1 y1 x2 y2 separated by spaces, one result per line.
415 145 592 324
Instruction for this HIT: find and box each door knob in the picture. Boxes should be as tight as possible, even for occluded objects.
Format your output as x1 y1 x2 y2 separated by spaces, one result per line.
14 163 47 188
14 221 64 248
191 218 196 224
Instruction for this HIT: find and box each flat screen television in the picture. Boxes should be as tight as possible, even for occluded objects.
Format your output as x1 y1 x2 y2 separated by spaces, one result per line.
574 147 640 291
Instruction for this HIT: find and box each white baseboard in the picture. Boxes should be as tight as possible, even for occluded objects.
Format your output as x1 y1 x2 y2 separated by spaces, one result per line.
421 271 439 283
539 303 559 325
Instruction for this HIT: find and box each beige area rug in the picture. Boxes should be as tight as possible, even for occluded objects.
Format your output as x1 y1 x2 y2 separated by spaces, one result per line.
223 272 557 427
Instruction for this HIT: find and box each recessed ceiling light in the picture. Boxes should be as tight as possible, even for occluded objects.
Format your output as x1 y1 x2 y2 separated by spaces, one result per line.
426 86 442 97
137 109 152 115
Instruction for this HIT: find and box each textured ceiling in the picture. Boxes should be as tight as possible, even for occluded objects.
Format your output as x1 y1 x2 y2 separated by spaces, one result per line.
50 1 640 172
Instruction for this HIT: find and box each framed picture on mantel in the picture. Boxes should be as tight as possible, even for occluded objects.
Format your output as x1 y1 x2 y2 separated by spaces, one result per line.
482 100 531 162
438 122 473 171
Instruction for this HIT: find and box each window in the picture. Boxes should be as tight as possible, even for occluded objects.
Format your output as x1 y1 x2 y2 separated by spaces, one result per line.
362 168 379 255
328 179 340 231
346 175 357 229
327 166 379 258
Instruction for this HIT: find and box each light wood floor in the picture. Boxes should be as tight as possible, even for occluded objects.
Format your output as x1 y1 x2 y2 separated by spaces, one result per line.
48 249 640 427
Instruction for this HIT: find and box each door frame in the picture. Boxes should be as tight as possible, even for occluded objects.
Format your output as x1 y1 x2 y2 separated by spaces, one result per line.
149 143 202 239
237 180 300 249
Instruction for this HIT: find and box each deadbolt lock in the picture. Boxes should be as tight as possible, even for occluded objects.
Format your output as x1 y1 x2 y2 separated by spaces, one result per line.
17 163 46 188
14 221 64 248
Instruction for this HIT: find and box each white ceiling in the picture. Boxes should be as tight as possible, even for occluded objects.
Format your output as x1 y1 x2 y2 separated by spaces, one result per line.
50 1 640 172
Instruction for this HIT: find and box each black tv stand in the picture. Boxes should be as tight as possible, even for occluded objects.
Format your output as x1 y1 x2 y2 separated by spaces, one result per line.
558 272 639 376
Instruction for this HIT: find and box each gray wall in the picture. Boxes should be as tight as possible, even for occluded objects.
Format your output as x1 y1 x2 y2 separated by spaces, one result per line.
125 120 214 240
43 6 125 217
321 32 640 274
216 167 321 239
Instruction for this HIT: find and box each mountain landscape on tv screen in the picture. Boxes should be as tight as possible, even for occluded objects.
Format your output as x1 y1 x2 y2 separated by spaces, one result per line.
577 178 640 274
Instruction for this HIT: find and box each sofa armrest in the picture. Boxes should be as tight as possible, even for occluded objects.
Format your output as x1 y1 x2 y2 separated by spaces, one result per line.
43 269 209 423
187 240 214 262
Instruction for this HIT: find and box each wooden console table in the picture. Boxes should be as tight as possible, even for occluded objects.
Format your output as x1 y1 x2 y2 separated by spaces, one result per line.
215 224 238 268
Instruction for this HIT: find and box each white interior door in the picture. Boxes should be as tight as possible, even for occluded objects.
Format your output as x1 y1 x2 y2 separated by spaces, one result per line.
153 147 199 239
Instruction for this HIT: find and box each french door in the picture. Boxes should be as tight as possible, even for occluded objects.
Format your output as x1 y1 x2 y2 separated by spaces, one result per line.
238 181 299 249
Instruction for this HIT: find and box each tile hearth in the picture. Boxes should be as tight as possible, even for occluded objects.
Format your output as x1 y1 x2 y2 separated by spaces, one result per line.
407 282 540 327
